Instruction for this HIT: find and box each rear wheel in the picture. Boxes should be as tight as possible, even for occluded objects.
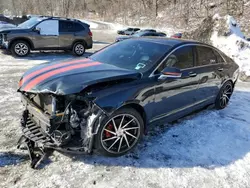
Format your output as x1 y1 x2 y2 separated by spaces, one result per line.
11 40 30 57
72 42 85 56
215 81 233 109
95 108 144 157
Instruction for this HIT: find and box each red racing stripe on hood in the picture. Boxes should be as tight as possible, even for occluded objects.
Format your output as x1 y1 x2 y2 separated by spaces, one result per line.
23 61 102 91
21 58 91 86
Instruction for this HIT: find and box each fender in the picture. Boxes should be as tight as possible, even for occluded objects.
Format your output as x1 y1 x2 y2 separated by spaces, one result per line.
92 82 154 126
9 37 34 49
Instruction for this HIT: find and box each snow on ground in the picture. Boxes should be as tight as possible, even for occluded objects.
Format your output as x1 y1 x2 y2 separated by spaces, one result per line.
211 15 250 77
0 31 250 188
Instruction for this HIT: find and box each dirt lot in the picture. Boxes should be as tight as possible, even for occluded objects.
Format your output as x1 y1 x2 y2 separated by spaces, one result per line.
0 30 250 188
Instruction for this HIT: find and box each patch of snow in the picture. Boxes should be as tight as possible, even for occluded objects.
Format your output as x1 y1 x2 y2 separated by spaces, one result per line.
211 15 250 77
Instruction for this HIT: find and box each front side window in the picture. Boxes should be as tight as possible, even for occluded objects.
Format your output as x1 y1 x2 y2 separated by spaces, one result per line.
36 20 59 35
157 46 194 72
196 46 217 66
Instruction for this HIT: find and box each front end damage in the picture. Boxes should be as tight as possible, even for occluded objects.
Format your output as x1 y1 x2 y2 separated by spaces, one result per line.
17 92 106 168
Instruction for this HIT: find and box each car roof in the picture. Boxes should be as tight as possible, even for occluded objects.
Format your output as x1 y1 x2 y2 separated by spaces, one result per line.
131 37 210 48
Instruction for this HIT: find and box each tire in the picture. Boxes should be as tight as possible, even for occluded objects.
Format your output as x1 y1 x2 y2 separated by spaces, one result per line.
215 81 233 109
10 40 30 57
72 42 85 56
95 107 144 157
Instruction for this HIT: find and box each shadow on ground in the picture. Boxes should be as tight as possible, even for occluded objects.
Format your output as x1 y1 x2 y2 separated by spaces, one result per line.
0 152 29 167
65 90 250 169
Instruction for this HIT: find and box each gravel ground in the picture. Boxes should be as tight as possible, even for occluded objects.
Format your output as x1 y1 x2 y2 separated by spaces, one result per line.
0 31 250 188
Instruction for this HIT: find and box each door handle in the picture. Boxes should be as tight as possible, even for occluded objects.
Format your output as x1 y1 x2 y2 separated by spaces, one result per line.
218 68 224 71
189 72 197 77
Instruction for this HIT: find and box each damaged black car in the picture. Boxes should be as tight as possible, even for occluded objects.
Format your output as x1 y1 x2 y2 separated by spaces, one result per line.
17 38 239 168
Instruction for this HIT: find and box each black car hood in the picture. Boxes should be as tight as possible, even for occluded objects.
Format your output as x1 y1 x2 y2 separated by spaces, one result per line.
18 58 140 95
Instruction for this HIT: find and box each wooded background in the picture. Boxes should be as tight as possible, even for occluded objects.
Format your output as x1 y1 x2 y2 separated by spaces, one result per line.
0 0 249 31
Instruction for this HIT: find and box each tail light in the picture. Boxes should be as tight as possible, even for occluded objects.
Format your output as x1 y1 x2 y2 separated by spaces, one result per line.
88 31 92 37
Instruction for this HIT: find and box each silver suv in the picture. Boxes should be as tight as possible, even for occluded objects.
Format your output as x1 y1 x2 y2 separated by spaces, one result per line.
1 16 93 56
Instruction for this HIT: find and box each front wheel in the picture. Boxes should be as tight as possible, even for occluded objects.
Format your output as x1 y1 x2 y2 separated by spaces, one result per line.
215 81 233 109
10 40 30 57
95 108 144 157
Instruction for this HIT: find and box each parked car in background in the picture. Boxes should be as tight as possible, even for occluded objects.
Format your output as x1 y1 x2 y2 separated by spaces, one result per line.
1 16 93 57
17 38 239 168
0 23 16 48
0 15 13 24
171 33 182 38
117 27 140 35
139 29 156 33
116 31 166 42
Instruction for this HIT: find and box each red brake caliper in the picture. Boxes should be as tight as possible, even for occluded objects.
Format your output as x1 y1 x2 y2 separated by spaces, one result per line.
105 124 113 138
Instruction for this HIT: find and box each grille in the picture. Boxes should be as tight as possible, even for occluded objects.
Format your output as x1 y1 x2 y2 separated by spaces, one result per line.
23 116 52 144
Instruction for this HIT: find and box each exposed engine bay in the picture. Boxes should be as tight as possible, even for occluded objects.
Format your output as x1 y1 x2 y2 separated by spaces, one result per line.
18 92 106 169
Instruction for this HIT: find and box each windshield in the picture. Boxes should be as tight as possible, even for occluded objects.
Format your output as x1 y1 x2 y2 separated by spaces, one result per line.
18 17 44 29
90 40 171 73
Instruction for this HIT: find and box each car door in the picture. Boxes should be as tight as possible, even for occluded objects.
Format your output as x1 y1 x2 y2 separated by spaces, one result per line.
32 20 59 49
151 45 200 123
58 20 74 48
194 46 224 102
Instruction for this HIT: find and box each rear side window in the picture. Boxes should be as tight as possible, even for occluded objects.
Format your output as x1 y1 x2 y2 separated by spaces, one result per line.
196 46 217 65
74 23 85 32
59 21 74 32
213 50 225 63
36 20 59 35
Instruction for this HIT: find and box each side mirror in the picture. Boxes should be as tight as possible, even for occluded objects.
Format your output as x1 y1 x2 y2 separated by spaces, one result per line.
34 27 41 34
158 67 182 80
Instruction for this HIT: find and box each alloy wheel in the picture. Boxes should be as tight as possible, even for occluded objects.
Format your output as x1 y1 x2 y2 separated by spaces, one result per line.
219 83 233 108
75 44 85 55
101 114 141 154
14 43 28 56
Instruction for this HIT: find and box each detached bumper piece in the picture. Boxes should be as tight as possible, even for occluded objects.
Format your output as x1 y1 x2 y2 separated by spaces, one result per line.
17 135 53 169
17 110 55 169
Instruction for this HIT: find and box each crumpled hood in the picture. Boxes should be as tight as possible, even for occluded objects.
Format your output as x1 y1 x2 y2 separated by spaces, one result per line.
18 58 140 95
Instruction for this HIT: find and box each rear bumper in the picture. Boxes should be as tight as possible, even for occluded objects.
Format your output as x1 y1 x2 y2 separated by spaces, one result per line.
86 39 93 49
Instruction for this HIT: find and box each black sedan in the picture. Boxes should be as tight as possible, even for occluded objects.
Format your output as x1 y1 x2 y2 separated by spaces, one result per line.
17 38 239 167
116 31 166 42
117 27 140 35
